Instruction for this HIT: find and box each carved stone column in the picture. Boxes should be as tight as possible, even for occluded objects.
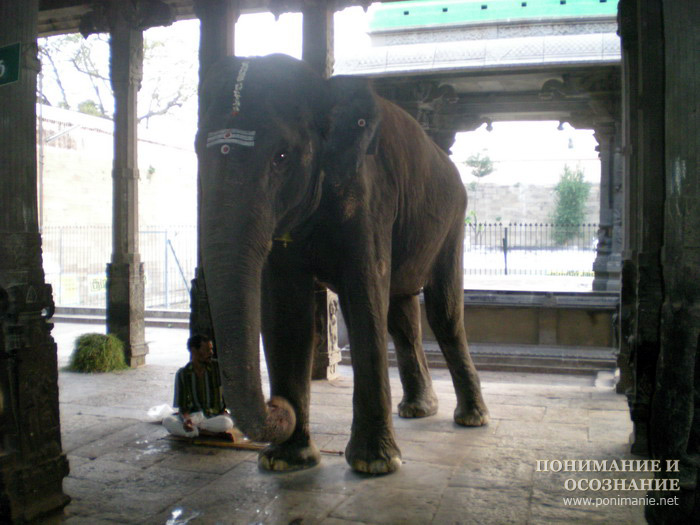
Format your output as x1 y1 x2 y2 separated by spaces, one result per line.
190 0 240 342
0 0 70 520
646 1 700 521
617 0 638 398
592 122 623 292
106 8 148 367
301 0 342 380
81 0 172 367
617 0 665 458
311 289 341 380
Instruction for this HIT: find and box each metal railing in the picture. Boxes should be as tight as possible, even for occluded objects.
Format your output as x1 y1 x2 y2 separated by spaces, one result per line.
464 222 599 277
41 223 599 310
42 225 196 309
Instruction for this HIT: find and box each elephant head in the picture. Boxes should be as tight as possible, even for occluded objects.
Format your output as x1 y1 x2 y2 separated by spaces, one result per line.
196 54 379 444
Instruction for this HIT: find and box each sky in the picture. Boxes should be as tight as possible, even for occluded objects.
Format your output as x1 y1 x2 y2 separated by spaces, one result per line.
41 5 600 187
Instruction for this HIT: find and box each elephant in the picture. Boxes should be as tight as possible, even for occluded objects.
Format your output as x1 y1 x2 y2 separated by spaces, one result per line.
197 54 488 475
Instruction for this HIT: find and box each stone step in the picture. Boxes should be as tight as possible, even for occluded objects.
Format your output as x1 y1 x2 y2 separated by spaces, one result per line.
341 342 616 376
53 307 188 329
54 307 616 375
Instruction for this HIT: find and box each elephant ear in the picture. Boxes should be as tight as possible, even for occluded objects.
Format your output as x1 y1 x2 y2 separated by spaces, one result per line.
322 76 381 174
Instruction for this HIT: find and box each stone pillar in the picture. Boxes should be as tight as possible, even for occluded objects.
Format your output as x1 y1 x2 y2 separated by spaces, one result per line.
302 0 334 78
190 0 240 341
0 0 70 520
311 289 341 380
106 8 148 368
310 285 342 380
79 1 171 369
646 1 700 521
592 122 623 292
301 0 342 380
618 0 666 458
617 0 638 398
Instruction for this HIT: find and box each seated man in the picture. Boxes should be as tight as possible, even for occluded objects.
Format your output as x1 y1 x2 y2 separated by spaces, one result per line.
163 334 235 438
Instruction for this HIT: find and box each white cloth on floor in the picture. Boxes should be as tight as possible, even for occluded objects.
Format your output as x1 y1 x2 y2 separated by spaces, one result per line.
162 411 234 438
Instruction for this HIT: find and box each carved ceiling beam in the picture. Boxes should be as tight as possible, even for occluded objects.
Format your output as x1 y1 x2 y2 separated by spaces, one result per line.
442 94 595 118
538 71 620 125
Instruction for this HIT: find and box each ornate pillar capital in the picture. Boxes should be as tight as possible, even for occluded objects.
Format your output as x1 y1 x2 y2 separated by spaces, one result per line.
193 0 241 27
79 0 173 37
109 19 144 92
302 0 334 78
592 121 616 146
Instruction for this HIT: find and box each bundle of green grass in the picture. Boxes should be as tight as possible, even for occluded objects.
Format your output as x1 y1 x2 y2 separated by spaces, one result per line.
68 333 129 373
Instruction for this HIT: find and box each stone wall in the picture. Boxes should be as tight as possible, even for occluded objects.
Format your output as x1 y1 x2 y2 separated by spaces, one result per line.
466 182 600 225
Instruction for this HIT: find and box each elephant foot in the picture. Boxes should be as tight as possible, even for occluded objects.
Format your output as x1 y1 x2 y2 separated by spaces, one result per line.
258 439 320 472
350 456 402 475
345 434 402 475
454 401 490 427
398 392 438 418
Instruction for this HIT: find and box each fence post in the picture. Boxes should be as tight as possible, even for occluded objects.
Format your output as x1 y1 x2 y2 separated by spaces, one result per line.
58 227 63 304
503 226 509 276
164 231 169 309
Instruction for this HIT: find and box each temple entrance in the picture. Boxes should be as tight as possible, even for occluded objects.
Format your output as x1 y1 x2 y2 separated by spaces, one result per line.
2 1 700 522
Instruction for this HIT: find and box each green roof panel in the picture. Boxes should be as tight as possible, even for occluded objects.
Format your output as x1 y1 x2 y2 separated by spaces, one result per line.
369 0 619 32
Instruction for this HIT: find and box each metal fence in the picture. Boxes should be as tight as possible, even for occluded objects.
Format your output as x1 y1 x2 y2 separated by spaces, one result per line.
42 225 197 309
464 223 599 277
41 223 598 310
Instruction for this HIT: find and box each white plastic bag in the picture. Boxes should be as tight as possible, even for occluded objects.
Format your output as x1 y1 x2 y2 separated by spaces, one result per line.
147 403 174 423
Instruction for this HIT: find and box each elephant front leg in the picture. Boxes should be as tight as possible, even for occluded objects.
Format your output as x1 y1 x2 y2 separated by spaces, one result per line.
341 285 402 475
259 253 320 471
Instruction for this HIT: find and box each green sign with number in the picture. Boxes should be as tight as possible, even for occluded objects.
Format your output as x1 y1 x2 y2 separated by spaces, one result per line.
0 43 21 87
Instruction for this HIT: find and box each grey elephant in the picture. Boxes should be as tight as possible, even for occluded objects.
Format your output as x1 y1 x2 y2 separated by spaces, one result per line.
197 54 488 475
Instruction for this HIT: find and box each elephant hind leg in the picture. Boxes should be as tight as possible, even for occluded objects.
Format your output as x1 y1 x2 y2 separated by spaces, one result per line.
423 226 489 427
388 294 438 418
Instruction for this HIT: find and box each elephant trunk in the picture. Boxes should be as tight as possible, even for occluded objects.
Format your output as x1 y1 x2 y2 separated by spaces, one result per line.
201 196 295 444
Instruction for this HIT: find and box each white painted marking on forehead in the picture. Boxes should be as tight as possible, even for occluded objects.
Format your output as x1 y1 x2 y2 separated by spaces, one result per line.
232 61 249 116
207 128 256 148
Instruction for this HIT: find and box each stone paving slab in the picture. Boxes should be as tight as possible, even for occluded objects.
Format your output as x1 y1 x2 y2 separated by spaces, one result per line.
50 322 648 524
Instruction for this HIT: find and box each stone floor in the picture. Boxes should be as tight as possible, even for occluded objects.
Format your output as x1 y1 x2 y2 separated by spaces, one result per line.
51 322 647 524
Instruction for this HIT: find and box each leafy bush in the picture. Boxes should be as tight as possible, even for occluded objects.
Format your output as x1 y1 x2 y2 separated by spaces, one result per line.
551 165 591 244
68 333 129 373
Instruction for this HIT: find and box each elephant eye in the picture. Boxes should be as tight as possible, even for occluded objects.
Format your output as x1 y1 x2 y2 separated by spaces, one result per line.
272 150 290 170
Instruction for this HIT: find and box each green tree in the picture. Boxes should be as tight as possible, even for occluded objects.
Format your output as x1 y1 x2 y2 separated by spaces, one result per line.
77 99 103 117
464 150 494 179
550 165 591 245
463 150 494 226
38 31 196 123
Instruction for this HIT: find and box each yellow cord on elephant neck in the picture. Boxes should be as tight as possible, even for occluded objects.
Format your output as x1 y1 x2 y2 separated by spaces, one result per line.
274 232 293 247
